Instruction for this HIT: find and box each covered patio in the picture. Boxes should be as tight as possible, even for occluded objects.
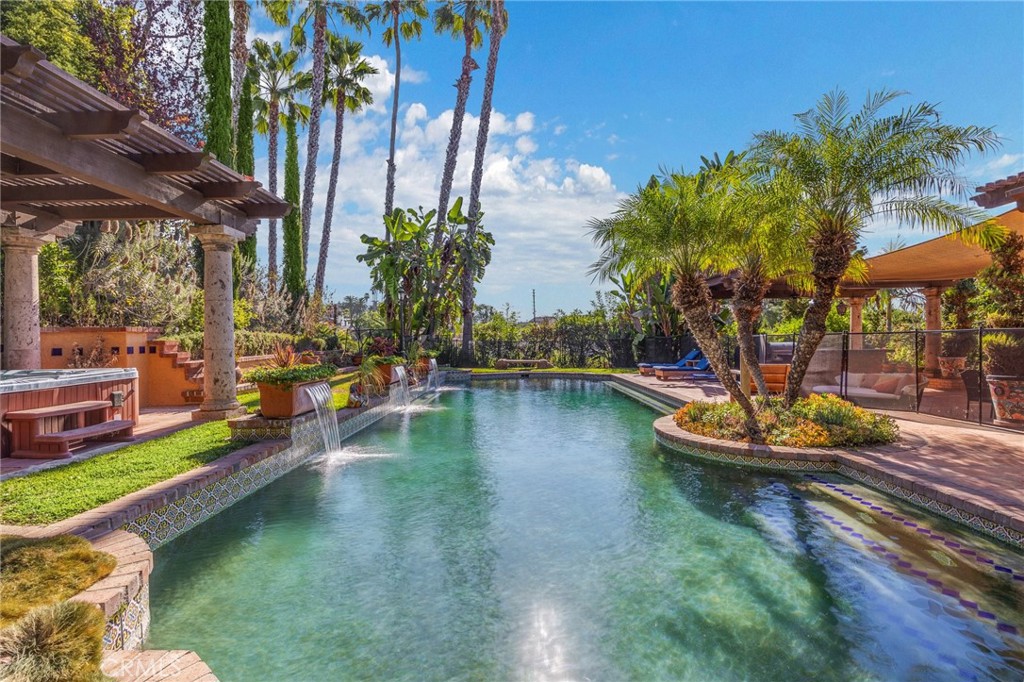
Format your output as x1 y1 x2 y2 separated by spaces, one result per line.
0 37 290 423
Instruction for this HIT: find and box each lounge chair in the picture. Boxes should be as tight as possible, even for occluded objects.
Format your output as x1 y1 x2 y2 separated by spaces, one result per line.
637 349 702 375
654 358 712 381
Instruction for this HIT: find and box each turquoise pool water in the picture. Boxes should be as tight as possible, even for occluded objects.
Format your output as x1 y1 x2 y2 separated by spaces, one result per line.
148 380 1024 681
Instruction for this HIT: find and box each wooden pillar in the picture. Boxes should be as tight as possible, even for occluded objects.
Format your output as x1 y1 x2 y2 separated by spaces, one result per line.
848 297 864 350
923 286 942 377
191 225 247 421
1 227 54 369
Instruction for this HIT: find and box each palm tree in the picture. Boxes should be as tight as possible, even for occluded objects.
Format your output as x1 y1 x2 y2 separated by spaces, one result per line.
460 0 506 365
250 39 309 287
313 35 377 299
588 171 764 441
365 0 429 221
432 0 487 250
755 89 1001 406
266 0 366 274
230 0 249 131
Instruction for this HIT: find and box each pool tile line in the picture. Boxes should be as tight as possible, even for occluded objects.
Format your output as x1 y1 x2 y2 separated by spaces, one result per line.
800 474 1024 584
767 481 1021 637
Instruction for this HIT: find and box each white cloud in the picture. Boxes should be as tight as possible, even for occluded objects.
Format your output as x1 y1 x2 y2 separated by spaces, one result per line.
576 164 614 194
553 124 567 136
515 136 538 155
983 153 1023 174
404 102 428 128
515 112 535 133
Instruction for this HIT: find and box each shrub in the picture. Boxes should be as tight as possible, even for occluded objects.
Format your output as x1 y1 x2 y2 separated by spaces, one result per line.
0 601 108 682
244 363 337 388
673 393 899 447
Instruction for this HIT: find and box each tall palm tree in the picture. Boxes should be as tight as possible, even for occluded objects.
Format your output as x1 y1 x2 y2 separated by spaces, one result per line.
755 89 1002 406
588 171 764 441
365 0 429 222
432 0 487 250
313 35 377 299
250 39 309 287
266 0 366 274
230 0 249 131
459 0 505 364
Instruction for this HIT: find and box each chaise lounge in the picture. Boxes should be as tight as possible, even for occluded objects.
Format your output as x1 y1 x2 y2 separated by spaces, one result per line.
638 349 703 376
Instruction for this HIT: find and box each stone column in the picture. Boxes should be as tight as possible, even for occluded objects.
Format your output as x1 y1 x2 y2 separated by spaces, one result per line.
923 286 942 378
848 297 864 350
191 225 247 421
2 228 53 369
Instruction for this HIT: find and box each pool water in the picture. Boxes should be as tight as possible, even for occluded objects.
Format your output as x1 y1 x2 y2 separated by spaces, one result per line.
148 380 1024 681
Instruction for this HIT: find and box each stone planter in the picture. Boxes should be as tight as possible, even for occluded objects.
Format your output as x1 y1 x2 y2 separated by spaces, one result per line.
986 375 1024 426
257 380 330 419
938 356 967 379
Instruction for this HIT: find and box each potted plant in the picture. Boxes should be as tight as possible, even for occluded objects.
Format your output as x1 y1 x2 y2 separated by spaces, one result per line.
365 336 399 389
416 349 440 376
978 233 1024 426
939 280 978 378
245 345 337 419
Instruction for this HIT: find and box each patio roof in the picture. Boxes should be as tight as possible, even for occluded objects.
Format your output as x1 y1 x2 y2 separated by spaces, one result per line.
708 208 1024 299
972 172 1024 210
0 37 290 235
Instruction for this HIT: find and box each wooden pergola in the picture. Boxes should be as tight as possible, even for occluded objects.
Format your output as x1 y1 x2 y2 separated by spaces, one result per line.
0 38 290 420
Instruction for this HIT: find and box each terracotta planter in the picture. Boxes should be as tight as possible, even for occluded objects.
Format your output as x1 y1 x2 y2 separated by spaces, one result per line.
257 380 329 419
351 353 363 366
416 357 431 375
938 356 967 379
374 363 394 391
986 375 1024 426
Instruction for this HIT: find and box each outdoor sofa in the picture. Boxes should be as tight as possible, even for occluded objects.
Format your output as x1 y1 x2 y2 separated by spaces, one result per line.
811 372 928 409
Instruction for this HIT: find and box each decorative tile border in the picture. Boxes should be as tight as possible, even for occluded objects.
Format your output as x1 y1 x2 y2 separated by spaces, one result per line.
103 582 149 650
121 391 428 549
653 416 1023 550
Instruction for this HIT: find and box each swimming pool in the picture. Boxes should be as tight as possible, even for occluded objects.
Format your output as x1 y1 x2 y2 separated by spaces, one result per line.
147 380 1024 681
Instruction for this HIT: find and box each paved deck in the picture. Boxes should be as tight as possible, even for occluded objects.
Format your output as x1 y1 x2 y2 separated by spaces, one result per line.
1 406 196 480
103 650 218 681
612 373 1024 544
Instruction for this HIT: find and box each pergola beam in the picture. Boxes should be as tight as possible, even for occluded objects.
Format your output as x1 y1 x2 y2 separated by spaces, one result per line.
196 181 258 200
1 104 250 229
41 110 146 140
0 183 123 204
130 152 211 175
0 44 44 85
0 154 62 178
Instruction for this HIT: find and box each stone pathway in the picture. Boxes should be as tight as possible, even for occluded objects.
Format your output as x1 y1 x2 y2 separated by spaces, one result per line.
612 373 1024 545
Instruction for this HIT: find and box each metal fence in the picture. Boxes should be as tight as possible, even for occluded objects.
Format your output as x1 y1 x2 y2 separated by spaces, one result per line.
803 327 1023 426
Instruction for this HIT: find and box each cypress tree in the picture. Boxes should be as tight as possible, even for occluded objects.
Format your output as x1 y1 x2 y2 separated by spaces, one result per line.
202 0 233 164
235 73 257 265
282 104 304 300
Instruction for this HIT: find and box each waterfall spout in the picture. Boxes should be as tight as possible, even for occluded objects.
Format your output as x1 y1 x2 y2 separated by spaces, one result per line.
307 382 341 452
427 358 439 391
393 366 411 406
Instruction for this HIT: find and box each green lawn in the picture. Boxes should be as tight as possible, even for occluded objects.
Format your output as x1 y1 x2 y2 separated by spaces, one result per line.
0 371 362 526
469 367 637 374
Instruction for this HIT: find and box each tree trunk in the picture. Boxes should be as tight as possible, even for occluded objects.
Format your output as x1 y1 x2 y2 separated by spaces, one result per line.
230 0 249 131
672 274 764 442
732 267 770 397
300 9 327 277
782 224 856 407
314 105 345 298
267 101 280 288
383 11 401 223
434 34 477 250
461 1 504 365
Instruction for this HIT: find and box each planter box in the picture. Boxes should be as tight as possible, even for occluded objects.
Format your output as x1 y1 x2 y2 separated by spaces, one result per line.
986 375 1024 426
938 356 967 379
257 380 330 419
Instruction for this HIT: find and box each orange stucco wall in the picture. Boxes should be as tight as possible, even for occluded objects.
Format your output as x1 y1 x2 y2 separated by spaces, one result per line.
41 327 193 408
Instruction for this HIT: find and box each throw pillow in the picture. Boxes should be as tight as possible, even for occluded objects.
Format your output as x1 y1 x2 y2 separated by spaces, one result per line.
860 373 881 388
872 376 901 394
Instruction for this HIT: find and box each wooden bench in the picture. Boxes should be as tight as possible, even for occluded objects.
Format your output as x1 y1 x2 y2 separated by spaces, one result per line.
495 359 554 370
4 400 134 458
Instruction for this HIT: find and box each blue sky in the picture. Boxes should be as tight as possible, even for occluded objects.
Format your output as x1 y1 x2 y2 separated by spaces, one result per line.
247 1 1024 316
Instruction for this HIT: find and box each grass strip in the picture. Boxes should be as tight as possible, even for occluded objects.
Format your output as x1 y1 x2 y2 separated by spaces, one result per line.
0 535 116 627
0 420 238 525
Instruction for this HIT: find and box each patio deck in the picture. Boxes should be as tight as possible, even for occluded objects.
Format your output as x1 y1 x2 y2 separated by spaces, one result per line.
1 406 196 480
612 373 1024 546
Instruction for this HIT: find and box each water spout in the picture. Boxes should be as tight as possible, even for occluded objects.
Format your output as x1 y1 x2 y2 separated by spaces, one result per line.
393 366 411 407
427 358 439 391
307 382 341 452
